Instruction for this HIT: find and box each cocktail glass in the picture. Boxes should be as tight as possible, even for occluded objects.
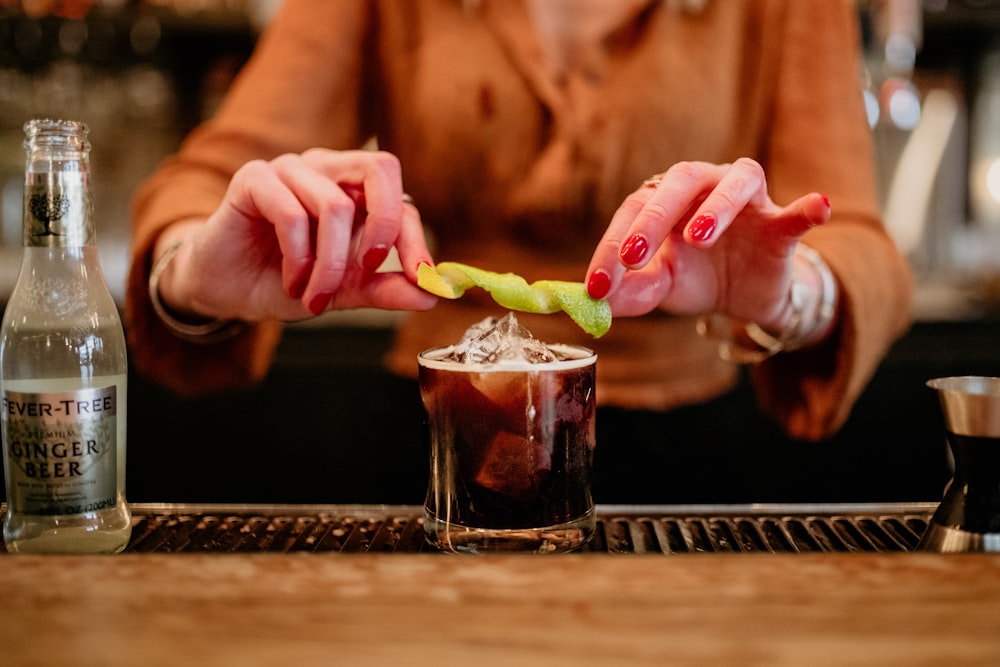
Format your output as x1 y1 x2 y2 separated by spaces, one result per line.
418 315 597 554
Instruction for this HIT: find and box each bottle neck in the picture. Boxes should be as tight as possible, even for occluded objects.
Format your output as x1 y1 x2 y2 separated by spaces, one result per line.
22 119 95 250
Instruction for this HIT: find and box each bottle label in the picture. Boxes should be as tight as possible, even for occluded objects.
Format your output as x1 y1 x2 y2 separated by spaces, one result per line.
23 172 93 247
1 385 118 516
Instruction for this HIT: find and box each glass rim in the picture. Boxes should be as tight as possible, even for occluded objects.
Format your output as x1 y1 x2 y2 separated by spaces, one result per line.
928 376 1000 397
23 118 91 154
417 343 596 372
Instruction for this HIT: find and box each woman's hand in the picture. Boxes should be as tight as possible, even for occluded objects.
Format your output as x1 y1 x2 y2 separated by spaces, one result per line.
154 148 437 323
585 158 832 334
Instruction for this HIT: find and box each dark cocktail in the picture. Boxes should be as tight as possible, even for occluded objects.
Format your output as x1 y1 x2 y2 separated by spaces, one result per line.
418 313 597 554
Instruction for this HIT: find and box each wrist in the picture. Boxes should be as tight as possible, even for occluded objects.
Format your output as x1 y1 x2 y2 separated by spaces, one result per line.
697 243 838 364
787 243 838 347
148 238 246 343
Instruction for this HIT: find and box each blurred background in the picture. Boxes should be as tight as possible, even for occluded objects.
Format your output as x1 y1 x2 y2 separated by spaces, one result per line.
0 0 278 304
1 0 1000 506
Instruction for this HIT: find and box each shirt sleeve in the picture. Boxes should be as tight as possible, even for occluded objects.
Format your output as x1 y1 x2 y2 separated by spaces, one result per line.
125 0 373 396
747 0 914 440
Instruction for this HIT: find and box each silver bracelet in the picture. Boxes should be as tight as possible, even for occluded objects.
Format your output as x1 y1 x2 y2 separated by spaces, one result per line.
148 239 246 343
696 243 837 364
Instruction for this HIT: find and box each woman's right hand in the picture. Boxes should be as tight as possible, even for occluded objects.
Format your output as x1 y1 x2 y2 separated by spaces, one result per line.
152 148 438 323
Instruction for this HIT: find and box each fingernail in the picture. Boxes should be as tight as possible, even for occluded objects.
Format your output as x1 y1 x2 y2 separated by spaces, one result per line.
307 291 332 315
587 269 612 300
362 244 390 272
688 213 717 242
620 234 649 265
821 193 830 209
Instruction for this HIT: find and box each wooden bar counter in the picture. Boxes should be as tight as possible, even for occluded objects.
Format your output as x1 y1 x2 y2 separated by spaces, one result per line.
3 545 1000 665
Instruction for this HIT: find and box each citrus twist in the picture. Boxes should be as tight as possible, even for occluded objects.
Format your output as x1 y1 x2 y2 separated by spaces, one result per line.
417 261 612 338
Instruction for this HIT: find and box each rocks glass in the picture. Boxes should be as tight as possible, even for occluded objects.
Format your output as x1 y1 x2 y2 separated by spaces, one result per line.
418 315 597 554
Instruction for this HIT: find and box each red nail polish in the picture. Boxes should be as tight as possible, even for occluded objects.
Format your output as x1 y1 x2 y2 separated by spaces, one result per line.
362 244 390 272
620 234 649 265
587 270 612 300
308 292 331 315
821 193 830 209
688 214 717 242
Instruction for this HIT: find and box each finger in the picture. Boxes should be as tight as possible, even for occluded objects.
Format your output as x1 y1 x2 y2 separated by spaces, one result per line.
303 149 406 270
227 159 318 300
329 272 438 312
680 157 768 248
585 182 665 298
395 197 435 281
785 191 832 233
267 154 367 312
741 191 832 244
603 261 674 317
304 187 357 314
585 161 723 299
353 153 407 273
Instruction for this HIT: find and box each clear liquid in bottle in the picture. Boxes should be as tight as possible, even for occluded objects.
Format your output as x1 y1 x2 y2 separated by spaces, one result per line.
1 119 131 554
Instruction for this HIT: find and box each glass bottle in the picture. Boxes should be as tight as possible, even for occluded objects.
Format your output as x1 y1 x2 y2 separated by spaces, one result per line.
0 119 131 554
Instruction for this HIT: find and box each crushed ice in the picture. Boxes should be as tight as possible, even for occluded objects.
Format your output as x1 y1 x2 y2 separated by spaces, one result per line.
449 312 558 364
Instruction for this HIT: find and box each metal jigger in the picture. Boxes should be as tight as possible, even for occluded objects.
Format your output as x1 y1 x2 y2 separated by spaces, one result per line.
919 376 1000 552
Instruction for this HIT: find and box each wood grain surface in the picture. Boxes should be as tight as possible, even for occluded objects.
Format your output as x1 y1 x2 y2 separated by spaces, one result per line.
3 551 1000 666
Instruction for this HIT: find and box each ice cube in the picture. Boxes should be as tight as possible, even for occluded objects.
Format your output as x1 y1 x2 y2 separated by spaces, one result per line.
451 312 558 364
473 430 542 498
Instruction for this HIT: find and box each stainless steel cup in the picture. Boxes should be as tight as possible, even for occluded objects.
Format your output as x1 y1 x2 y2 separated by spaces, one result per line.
919 376 1000 552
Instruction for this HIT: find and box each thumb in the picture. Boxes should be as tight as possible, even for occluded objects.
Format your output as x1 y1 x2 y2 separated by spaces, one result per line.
779 192 831 236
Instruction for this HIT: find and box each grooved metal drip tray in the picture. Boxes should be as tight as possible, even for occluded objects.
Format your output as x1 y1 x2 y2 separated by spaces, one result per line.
108 503 935 554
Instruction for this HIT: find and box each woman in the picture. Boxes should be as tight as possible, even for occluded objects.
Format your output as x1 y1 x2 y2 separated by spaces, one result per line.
126 0 912 502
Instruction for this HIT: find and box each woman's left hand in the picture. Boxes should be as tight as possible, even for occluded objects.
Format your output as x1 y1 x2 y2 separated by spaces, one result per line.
585 158 831 333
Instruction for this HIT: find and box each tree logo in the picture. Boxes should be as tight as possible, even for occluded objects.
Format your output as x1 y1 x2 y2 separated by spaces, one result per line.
30 193 71 236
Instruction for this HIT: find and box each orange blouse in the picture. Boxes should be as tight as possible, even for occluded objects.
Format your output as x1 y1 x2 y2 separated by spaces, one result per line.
127 0 913 440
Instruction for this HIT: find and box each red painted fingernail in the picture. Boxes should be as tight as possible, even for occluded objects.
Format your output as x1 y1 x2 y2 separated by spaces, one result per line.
821 193 830 209
587 269 612 300
688 213 717 242
620 234 649 265
362 244 390 272
307 291 331 315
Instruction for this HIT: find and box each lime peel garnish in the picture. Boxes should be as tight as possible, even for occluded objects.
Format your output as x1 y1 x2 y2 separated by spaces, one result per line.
417 261 612 338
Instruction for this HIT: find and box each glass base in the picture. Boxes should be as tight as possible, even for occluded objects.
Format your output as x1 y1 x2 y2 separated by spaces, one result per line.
3 505 132 554
423 507 595 554
917 521 1000 553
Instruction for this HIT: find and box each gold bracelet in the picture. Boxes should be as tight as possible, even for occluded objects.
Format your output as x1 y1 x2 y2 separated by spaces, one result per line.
696 243 837 364
148 239 246 343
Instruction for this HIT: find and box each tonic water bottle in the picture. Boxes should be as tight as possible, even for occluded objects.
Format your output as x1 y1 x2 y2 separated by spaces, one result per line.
0 119 131 553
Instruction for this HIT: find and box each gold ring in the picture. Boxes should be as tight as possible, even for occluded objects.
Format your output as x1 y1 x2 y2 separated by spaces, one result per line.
402 193 415 205
642 174 664 189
